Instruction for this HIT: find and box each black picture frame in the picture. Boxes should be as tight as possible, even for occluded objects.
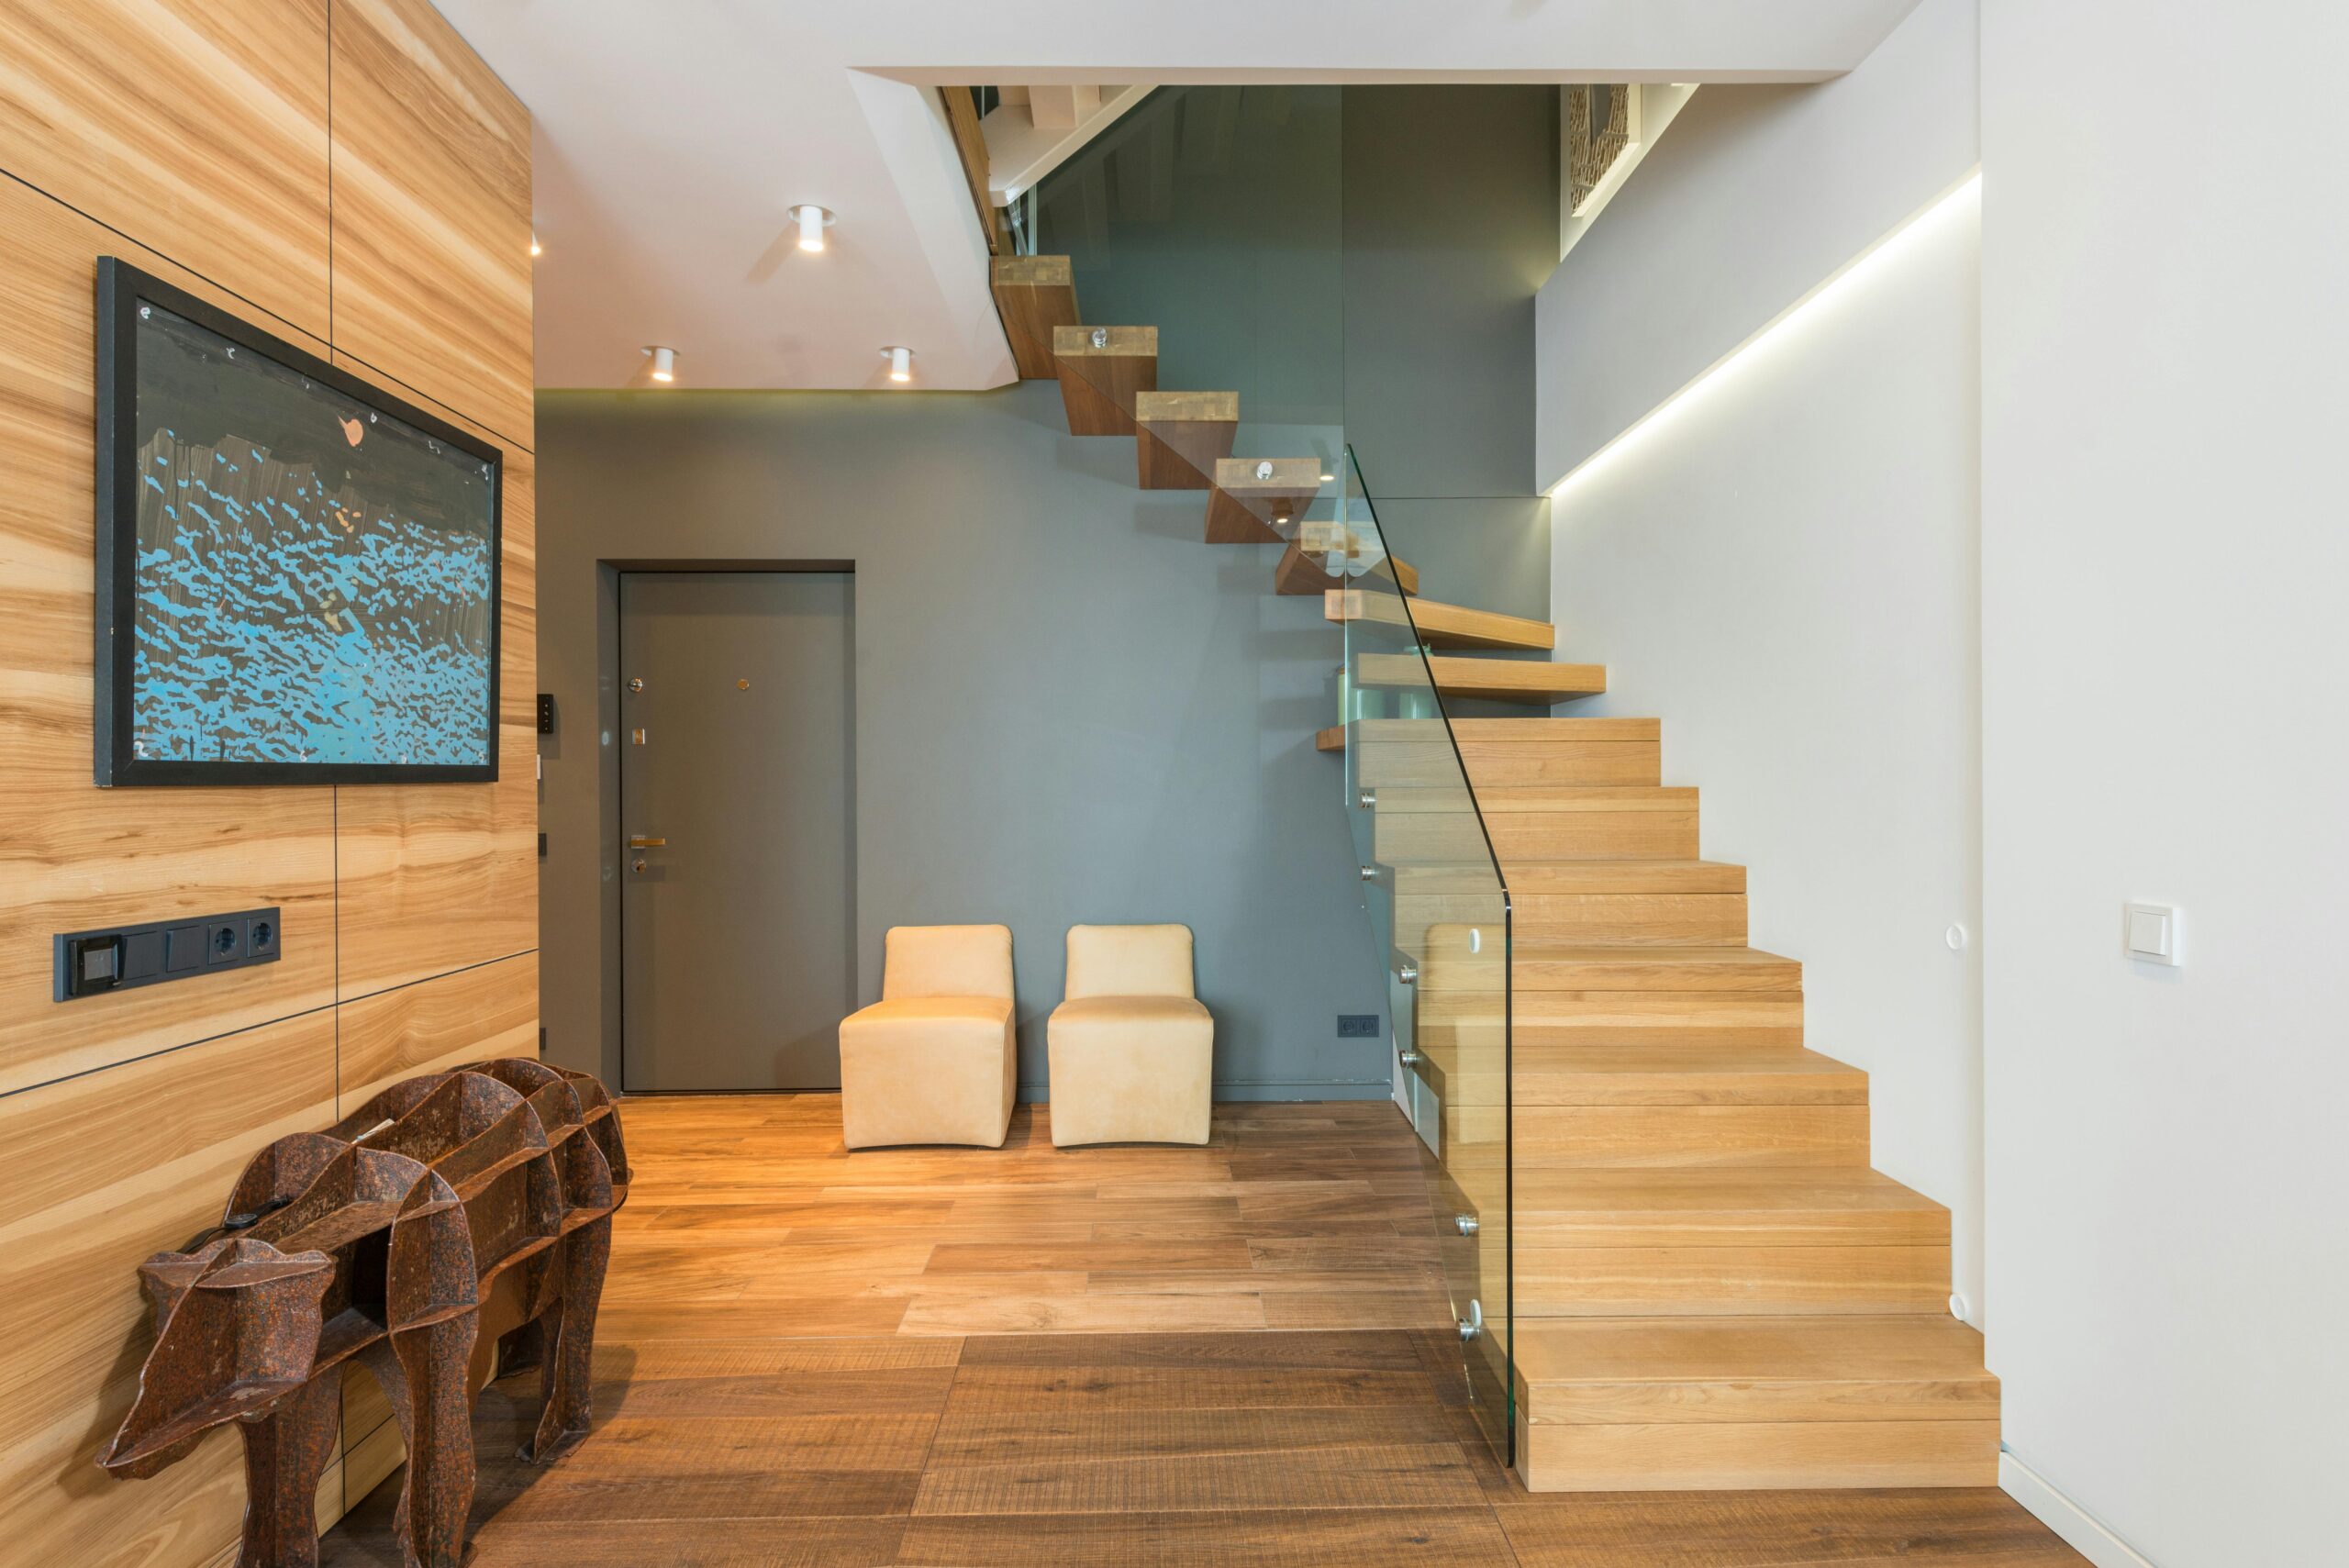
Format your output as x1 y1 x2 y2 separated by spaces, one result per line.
94 257 503 786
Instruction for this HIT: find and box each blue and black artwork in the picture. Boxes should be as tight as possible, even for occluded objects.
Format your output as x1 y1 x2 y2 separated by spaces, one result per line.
128 304 495 768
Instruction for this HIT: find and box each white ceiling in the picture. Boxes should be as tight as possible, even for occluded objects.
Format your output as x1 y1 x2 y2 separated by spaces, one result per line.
437 0 1926 393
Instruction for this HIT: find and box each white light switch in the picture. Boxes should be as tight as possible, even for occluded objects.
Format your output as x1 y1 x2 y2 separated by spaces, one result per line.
2124 902 2180 967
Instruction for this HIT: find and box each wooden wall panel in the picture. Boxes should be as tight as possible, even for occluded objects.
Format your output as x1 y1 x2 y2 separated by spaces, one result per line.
0 0 332 339
328 0 534 449
0 174 339 1097
0 4 534 1563
0 1012 339 1568
335 441 537 999
338 949 540 1110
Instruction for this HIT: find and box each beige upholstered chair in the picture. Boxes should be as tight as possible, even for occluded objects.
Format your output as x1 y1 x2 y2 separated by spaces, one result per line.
839 924 1017 1150
1047 924 1213 1148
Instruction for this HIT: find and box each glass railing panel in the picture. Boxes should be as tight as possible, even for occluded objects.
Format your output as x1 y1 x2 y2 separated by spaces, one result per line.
1336 446 1513 1462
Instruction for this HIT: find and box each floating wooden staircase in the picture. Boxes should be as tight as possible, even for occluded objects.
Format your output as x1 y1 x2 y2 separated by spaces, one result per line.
990 253 1998 1494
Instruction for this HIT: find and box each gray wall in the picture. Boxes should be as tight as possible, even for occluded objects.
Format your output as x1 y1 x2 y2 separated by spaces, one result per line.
539 385 1392 1097
1344 86 1557 706
536 87 1557 1096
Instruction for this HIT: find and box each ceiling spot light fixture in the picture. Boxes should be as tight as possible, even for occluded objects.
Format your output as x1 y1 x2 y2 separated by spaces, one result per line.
790 204 836 252
883 346 914 384
644 345 677 384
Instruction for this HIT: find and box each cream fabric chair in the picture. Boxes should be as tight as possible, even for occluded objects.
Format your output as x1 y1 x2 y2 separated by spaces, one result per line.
1047 924 1213 1148
839 924 1017 1150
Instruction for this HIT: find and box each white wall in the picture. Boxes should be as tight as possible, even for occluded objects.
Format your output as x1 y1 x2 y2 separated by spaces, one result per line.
1535 0 1977 484
1980 4 2349 1564
1536 0 1987 1312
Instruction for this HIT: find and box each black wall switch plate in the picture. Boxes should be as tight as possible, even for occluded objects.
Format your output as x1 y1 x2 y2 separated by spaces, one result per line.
56 906 282 1000
537 692 555 734
1337 1014 1382 1039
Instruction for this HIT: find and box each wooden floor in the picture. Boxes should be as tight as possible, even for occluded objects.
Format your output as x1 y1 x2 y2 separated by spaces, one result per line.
321 1095 2087 1566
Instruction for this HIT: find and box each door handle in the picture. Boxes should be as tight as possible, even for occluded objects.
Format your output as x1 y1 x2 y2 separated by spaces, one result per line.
628 836 667 849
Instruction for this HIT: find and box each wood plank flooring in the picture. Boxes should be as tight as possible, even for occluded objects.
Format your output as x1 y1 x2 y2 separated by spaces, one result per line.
320 1095 2086 1566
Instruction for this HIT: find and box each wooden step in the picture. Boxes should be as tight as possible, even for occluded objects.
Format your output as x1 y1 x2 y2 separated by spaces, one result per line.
1461 940 1799 994
1419 989 1806 1041
1052 325 1157 434
1275 542 1420 598
1207 457 1321 544
1394 862 1747 950
1135 390 1237 488
990 255 1078 379
1356 653 1605 706
1513 1041 1865 1107
1512 1161 1952 1318
1513 1316 1998 1491
1514 1103 1868 1169
1324 590 1555 651
1418 1022 1826 1110
1345 717 1662 787
1374 787 1698 864
1513 1168 1949 1248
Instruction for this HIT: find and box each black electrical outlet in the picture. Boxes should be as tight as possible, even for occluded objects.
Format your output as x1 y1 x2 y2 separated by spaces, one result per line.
206 918 246 964
537 692 555 734
55 906 281 1000
1337 1014 1382 1039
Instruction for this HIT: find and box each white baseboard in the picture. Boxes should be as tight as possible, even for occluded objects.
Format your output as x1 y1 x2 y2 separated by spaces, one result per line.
2000 1451 2159 1568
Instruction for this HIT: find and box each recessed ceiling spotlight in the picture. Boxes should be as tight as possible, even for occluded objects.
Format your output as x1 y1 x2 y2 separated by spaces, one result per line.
882 346 914 384
790 204 837 252
644 345 677 384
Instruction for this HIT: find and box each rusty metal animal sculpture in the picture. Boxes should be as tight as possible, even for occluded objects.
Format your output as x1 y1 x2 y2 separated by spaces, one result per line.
97 1058 629 1567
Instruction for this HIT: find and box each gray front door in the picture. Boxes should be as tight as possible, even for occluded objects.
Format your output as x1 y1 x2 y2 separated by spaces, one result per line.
618 572 855 1091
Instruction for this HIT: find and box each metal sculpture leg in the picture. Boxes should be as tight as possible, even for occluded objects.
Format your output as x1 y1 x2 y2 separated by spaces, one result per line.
360 1309 479 1568
524 1220 611 1463
234 1374 340 1568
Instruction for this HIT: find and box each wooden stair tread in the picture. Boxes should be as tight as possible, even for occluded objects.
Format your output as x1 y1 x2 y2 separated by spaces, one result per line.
1512 1043 1865 1106
1355 653 1605 704
1512 1167 1948 1241
1208 457 1322 544
1052 325 1159 436
1136 391 1238 489
1324 590 1555 651
1511 1318 1998 1489
1501 860 1745 893
1276 540 1420 599
1513 1314 1993 1392
989 255 1077 379
1378 785 1694 814
1390 861 1744 895
1345 717 1660 745
1137 389 1239 422
1053 323 1157 358
1480 941 1799 994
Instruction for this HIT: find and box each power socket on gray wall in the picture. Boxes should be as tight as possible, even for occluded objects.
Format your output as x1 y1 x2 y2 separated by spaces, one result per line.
1337 1014 1382 1039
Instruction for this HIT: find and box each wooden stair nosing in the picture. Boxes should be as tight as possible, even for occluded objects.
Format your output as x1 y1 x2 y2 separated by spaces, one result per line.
1510 1168 1952 1249
1354 653 1607 704
1508 1043 1866 1106
1325 589 1556 651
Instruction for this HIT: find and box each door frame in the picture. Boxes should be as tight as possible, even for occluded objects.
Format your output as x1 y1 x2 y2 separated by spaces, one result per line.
597 560 857 1095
